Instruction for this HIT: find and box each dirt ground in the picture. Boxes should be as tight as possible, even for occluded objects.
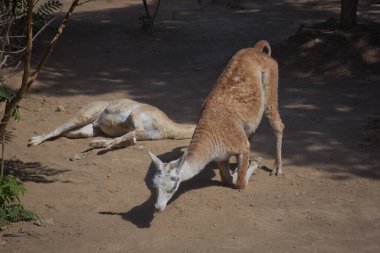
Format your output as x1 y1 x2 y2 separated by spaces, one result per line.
1 0 380 252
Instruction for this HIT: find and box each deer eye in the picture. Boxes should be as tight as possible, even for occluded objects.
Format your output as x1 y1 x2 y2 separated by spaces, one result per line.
170 176 178 182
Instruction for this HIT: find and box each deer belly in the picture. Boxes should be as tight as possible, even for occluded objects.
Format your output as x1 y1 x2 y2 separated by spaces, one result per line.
99 125 129 137
139 113 162 140
96 113 132 137
244 97 265 136
244 120 261 136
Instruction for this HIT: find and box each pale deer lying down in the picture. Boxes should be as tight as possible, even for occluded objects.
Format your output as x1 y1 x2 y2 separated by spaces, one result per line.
28 99 196 148
149 40 285 212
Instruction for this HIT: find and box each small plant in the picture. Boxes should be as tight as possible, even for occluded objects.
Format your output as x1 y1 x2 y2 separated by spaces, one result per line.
0 175 37 225
139 15 154 32
0 86 21 122
0 76 29 226
0 85 29 225
139 0 161 33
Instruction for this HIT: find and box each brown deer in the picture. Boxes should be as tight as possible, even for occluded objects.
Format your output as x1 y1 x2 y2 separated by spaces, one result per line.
149 40 285 211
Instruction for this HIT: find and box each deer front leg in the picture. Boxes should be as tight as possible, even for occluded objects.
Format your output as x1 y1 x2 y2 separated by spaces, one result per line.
217 161 233 187
235 151 250 189
232 157 262 187
28 101 108 146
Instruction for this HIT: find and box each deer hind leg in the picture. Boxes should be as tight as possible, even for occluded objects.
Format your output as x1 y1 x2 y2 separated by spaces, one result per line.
28 101 108 146
89 112 146 148
264 65 285 175
266 102 285 176
64 123 101 138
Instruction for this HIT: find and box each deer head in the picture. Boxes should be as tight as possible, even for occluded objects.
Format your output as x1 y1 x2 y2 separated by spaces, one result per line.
148 151 186 212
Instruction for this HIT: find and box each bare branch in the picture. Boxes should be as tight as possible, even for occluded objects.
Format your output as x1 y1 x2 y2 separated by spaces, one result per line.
78 0 97 6
33 0 42 8
0 17 57 54
0 55 10 68
0 36 27 39
28 0 81 90
152 0 161 20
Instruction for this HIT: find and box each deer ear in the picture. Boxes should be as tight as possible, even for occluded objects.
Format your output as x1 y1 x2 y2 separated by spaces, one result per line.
176 151 187 173
148 150 163 170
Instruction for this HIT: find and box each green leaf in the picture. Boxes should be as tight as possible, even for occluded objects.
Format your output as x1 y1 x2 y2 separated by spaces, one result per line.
12 106 21 122
36 0 63 18
0 86 15 102
0 176 36 225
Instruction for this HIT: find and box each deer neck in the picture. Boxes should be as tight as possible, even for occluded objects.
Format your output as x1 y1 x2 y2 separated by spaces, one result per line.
179 136 216 182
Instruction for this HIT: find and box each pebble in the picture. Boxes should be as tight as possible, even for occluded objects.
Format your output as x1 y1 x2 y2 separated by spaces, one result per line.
34 218 54 226
56 105 65 112
69 154 81 161
33 220 43 226
42 218 54 225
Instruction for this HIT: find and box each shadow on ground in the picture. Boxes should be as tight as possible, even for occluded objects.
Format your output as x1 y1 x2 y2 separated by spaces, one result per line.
99 146 226 228
4 159 69 183
274 20 380 80
33 0 340 123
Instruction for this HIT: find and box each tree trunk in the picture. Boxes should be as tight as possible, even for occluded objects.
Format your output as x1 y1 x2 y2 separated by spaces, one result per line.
0 0 33 137
340 0 358 30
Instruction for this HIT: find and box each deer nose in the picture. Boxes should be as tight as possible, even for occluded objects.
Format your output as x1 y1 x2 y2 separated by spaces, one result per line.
155 203 166 212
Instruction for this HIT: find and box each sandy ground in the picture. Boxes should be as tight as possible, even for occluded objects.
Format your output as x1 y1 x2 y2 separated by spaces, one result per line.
1 0 380 252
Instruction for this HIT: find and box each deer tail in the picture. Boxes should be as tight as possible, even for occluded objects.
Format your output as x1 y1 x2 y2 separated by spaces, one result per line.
253 40 271 57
